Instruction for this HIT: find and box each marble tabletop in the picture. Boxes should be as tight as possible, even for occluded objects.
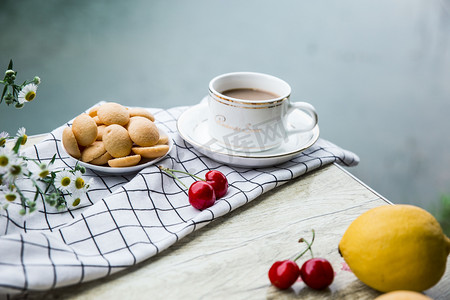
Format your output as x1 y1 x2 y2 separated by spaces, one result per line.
16 149 448 299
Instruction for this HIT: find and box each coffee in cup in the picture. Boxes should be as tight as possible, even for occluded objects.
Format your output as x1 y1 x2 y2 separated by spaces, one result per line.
207 72 318 152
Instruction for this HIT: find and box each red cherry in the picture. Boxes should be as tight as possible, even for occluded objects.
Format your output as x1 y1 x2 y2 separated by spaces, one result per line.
205 170 228 198
299 258 334 290
188 181 216 210
268 260 300 290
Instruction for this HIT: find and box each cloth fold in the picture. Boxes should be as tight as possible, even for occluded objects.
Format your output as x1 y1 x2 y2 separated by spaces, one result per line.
0 104 359 295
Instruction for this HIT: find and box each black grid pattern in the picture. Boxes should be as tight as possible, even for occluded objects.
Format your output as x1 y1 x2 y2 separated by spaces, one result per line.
0 104 359 295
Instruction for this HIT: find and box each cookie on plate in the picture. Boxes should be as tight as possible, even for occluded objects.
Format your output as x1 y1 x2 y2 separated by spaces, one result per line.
81 141 107 163
128 107 155 122
62 127 81 159
88 106 99 117
132 144 170 159
103 124 133 158
93 116 103 125
108 154 141 167
96 125 107 141
127 116 159 147
97 102 130 126
157 133 169 145
90 151 113 165
72 113 98 147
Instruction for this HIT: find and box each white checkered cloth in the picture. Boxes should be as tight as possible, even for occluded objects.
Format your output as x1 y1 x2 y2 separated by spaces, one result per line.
0 104 359 296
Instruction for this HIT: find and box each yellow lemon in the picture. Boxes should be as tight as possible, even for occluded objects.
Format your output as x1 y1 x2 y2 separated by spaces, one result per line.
374 290 432 300
339 204 450 292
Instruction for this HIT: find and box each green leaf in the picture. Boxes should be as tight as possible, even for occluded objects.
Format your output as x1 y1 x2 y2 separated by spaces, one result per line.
7 59 13 70
34 187 40 202
50 154 57 165
12 137 22 153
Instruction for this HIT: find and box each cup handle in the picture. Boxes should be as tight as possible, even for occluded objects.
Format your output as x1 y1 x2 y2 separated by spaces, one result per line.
286 101 318 133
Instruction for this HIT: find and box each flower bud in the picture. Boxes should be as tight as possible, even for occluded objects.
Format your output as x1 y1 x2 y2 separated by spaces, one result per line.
56 204 66 211
33 76 41 85
14 102 24 109
4 69 15 76
5 74 16 83
4 93 13 101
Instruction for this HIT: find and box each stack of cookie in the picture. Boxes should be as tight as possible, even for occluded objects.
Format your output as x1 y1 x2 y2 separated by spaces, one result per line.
62 102 170 168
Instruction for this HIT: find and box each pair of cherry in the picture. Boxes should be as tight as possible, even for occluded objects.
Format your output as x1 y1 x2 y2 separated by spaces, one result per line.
188 170 228 209
268 230 334 290
160 167 228 210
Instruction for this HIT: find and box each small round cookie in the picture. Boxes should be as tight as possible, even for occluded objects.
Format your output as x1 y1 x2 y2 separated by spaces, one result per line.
62 127 81 158
108 154 141 168
72 113 98 147
88 106 99 117
157 134 169 145
128 107 155 122
90 151 113 165
81 141 107 162
97 102 130 126
132 145 170 159
127 116 160 147
96 125 107 140
93 116 103 125
103 124 133 158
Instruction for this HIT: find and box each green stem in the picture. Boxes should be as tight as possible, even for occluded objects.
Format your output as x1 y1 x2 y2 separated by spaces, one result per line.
43 176 55 194
293 229 315 261
159 166 189 189
162 167 205 181
14 185 28 210
30 177 46 195
33 186 40 203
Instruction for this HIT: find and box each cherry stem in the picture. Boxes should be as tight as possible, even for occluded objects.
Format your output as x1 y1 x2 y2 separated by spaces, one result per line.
158 166 189 189
293 229 315 261
160 166 205 181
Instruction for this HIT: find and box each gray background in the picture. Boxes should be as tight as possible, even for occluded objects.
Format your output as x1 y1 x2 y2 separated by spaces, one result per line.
1 0 449 217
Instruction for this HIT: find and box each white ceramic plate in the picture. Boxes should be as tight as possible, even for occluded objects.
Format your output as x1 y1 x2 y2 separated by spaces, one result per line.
177 102 319 168
65 127 173 175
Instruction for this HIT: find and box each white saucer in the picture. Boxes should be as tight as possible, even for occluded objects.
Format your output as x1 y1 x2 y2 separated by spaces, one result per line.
177 102 319 168
65 128 173 175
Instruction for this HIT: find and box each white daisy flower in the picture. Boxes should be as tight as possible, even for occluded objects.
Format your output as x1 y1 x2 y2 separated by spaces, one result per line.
0 185 13 210
18 83 38 104
0 131 9 147
3 156 26 183
0 147 13 170
2 190 19 202
71 170 91 195
54 170 74 192
15 127 27 145
28 161 54 181
67 194 82 208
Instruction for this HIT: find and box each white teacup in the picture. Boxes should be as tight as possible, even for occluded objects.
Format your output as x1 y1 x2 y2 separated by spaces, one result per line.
207 72 318 152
